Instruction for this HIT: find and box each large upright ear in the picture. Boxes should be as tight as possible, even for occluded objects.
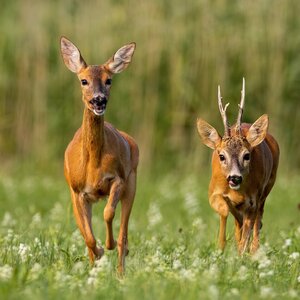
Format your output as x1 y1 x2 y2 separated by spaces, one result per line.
105 42 136 74
246 114 269 148
60 36 87 73
197 118 221 150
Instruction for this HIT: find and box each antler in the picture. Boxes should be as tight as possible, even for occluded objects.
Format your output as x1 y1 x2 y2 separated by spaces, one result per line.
236 77 245 135
218 85 230 137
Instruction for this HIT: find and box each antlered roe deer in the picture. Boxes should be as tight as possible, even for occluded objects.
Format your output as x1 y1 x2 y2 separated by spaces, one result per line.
197 79 279 254
60 36 139 274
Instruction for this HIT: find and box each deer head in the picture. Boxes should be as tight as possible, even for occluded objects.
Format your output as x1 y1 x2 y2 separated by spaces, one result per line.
197 79 269 190
60 36 136 116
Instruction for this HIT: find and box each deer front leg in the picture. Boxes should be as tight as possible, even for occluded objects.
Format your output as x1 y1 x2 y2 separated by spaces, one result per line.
117 171 136 275
70 189 104 262
104 177 123 250
209 193 229 250
234 218 242 246
219 215 227 251
239 210 256 254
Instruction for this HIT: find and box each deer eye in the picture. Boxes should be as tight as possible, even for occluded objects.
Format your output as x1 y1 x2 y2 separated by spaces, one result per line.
244 153 250 161
105 78 112 85
219 154 226 162
81 79 88 86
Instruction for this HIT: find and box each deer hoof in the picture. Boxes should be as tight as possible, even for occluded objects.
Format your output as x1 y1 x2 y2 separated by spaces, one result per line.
95 246 104 258
106 239 117 250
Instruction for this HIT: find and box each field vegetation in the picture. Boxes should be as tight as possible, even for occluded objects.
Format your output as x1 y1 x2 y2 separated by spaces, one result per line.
0 0 300 299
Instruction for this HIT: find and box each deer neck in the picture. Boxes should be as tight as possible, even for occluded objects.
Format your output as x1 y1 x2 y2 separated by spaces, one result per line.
82 107 105 165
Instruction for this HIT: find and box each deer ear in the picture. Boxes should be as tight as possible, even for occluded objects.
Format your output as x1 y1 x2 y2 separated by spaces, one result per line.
197 118 221 150
105 42 136 74
246 114 269 148
60 37 87 73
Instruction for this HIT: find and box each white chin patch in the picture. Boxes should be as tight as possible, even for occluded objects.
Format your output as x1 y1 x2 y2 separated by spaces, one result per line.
93 109 105 116
229 184 240 190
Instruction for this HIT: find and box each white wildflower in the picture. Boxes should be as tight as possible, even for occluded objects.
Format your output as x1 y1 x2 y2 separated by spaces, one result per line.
72 262 85 275
192 218 207 232
260 286 275 298
4 229 15 242
147 202 162 228
230 288 239 296
1 212 16 227
259 270 274 278
208 285 219 299
184 192 199 214
71 229 83 245
0 265 13 281
191 257 201 268
18 243 32 262
297 275 300 283
179 268 196 281
34 237 42 249
173 259 182 270
203 264 219 280
70 244 77 255
87 276 98 286
151 251 161 265
87 256 111 286
88 267 99 278
173 245 185 258
55 271 72 287
28 263 42 280
289 252 300 260
236 265 249 281
155 264 166 273
210 249 222 262
30 213 42 228
49 202 64 221
296 227 300 238
252 246 268 262
282 238 292 249
258 259 272 269
96 255 111 271
288 289 298 298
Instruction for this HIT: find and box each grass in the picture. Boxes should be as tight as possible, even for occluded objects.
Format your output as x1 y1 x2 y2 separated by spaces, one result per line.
0 170 299 299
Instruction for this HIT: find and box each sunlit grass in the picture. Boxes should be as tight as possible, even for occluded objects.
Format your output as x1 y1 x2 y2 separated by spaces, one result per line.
0 172 299 299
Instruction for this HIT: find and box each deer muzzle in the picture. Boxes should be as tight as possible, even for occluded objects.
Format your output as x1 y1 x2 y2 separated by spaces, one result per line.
227 175 243 190
89 97 107 116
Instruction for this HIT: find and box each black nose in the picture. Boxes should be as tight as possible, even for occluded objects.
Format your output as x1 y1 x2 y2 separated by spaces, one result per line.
90 97 107 105
227 175 243 185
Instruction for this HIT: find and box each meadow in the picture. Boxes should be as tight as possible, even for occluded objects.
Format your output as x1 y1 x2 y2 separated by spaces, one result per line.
0 169 299 299
1 0 300 299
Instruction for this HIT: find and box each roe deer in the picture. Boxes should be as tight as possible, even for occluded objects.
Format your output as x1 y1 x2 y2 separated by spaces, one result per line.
60 36 139 274
197 78 279 254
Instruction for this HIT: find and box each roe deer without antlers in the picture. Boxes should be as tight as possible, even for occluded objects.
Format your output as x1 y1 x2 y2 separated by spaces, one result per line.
197 78 279 254
60 36 139 274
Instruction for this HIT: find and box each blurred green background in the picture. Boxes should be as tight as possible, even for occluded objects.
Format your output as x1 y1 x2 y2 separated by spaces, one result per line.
0 0 300 175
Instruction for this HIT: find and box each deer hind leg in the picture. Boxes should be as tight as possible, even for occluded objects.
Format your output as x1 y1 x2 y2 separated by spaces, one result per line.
117 171 136 275
234 218 242 247
70 189 104 263
104 177 123 250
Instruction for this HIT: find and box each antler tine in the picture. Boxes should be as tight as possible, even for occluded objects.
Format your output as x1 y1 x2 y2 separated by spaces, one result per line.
218 85 230 137
236 77 245 134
